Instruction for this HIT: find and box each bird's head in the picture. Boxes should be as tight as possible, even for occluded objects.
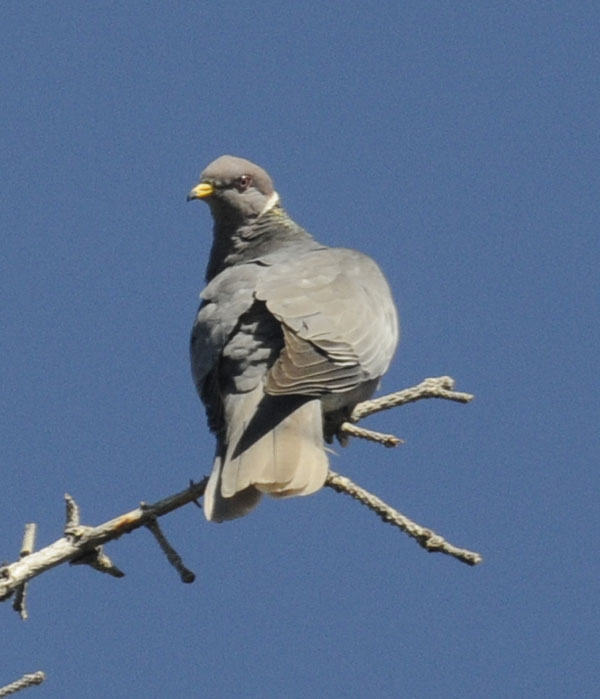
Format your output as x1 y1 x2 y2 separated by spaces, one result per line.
187 155 280 222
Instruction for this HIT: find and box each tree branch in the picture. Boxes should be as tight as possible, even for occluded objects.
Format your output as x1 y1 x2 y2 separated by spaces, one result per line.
339 375 473 445
0 671 45 697
326 471 482 566
12 523 37 620
0 481 207 602
0 376 480 613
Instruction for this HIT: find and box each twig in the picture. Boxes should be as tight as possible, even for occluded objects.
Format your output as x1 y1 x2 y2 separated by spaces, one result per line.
144 514 196 583
0 671 45 697
64 493 81 528
69 545 125 578
18 524 37 558
1 376 479 612
12 524 37 620
0 480 207 602
338 376 472 447
66 494 124 578
326 470 482 566
339 423 404 447
349 376 474 423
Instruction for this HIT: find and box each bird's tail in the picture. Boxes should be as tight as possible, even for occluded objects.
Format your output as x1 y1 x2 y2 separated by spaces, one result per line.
203 384 328 522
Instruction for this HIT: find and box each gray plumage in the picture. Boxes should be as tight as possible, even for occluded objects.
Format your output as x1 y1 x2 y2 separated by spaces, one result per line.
188 155 399 522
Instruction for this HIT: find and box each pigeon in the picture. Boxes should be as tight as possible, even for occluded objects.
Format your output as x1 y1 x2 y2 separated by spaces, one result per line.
188 155 399 522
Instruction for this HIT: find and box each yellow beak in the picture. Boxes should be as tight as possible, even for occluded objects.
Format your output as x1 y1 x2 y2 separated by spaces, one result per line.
187 182 214 201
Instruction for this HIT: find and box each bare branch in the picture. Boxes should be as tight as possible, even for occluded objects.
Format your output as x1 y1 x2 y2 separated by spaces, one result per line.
144 515 196 583
339 422 404 447
69 544 125 578
0 671 45 697
1 376 479 613
337 376 472 448
19 523 37 558
12 524 37 620
325 471 482 566
349 376 474 423
0 480 207 602
66 494 125 578
64 493 81 528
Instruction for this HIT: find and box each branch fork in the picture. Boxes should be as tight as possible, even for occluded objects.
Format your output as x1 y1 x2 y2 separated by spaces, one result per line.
1 376 480 617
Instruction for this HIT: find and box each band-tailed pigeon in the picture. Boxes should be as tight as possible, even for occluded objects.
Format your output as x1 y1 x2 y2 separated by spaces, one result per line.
188 155 399 522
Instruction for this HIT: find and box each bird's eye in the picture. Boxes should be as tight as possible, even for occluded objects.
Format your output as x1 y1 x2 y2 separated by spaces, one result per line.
237 174 252 190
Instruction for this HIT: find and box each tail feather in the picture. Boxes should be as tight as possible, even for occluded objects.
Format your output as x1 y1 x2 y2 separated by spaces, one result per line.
203 384 328 522
257 403 327 497
203 456 263 522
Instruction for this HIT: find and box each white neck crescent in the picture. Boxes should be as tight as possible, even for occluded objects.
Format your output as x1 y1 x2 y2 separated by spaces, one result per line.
259 191 280 217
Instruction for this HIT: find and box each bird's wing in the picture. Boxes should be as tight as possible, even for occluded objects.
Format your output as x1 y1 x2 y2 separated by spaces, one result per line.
255 247 398 396
190 264 261 394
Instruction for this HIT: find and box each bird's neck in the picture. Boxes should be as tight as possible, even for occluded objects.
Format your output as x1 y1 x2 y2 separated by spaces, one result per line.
205 207 317 281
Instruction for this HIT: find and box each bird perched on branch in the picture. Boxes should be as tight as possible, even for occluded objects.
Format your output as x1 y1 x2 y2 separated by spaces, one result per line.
188 155 398 522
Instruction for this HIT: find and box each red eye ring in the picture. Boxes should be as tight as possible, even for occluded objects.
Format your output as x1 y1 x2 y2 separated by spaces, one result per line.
237 174 252 190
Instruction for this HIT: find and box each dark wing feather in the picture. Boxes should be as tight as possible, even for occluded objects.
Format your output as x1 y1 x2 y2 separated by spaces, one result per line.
255 247 398 397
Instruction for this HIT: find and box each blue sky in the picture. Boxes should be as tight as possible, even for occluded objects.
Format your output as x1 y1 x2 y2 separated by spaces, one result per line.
1 3 598 697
